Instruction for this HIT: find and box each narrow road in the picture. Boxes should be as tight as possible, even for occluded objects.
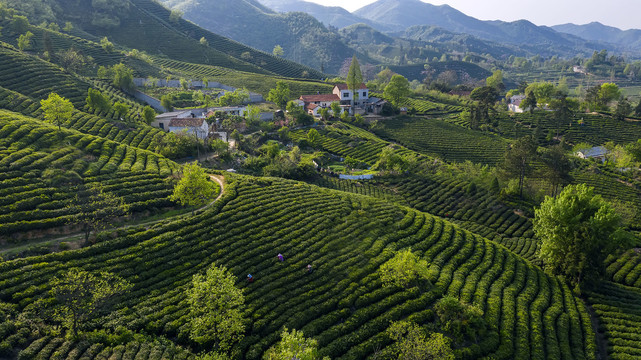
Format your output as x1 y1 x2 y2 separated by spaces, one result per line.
0 174 225 255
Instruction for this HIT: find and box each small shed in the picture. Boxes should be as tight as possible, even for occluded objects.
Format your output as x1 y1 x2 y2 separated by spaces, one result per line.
576 146 608 162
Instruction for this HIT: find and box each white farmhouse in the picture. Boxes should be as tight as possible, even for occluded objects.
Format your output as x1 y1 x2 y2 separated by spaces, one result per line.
168 118 209 140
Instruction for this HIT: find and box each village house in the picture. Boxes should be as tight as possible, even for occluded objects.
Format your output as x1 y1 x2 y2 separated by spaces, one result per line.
298 84 384 117
168 118 210 140
576 146 608 163
152 109 208 130
508 95 527 113
206 106 247 117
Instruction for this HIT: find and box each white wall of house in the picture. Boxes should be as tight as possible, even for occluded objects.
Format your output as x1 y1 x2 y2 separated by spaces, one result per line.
169 122 209 140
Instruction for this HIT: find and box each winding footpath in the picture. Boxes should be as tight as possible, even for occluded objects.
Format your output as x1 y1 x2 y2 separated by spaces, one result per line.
0 174 225 255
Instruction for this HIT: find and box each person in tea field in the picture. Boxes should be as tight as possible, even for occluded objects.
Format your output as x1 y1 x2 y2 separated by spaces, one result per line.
306 264 313 274
277 253 284 262
247 274 254 283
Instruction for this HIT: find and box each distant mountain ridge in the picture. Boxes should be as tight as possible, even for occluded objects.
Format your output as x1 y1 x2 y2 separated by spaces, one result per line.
157 0 371 73
552 22 641 51
258 0 391 30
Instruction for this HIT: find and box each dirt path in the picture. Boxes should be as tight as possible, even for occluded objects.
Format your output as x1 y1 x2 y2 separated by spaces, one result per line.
0 175 225 255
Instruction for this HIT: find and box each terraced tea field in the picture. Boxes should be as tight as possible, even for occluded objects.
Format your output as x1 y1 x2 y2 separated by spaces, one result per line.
0 110 177 239
374 116 509 165
0 176 596 359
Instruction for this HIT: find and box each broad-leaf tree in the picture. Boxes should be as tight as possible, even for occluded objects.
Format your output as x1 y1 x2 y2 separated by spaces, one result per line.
142 106 156 124
379 248 431 289
48 268 131 337
267 81 291 110
434 296 486 344
501 135 538 198
86 88 111 112
387 321 454 360
384 74 410 107
263 328 326 360
272 44 284 57
40 92 74 131
615 96 632 121
520 90 537 114
170 162 218 213
71 183 129 243
188 264 245 352
540 144 572 197
534 184 631 287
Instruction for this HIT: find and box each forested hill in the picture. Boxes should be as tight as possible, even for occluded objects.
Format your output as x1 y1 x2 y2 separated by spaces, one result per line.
155 0 371 74
1 0 325 79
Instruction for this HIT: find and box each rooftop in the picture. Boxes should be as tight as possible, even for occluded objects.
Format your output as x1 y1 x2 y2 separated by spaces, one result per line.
334 83 367 91
169 118 206 127
300 94 340 102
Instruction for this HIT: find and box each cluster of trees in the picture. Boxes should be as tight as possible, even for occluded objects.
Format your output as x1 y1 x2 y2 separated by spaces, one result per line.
97 63 135 92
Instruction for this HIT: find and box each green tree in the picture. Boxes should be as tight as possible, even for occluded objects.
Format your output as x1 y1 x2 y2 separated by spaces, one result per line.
85 88 111 112
534 184 631 287
520 90 537 114
373 146 409 173
501 136 538 198
486 70 505 92
244 104 261 127
63 21 73 32
112 63 134 92
40 92 74 131
199 36 208 46
540 144 572 197
384 74 410 106
71 183 129 243
267 81 291 110
470 86 499 123
112 102 130 119
320 107 330 121
17 30 33 51
264 328 325 360
346 55 363 107
100 36 114 52
161 95 174 112
11 15 29 33
598 83 621 107
307 128 321 148
549 91 576 138
47 268 132 337
615 96 632 121
278 126 290 142
379 248 431 289
272 44 284 57
434 297 486 344
142 106 156 124
169 9 183 23
170 162 218 213
188 264 245 351
331 101 342 117
387 321 454 360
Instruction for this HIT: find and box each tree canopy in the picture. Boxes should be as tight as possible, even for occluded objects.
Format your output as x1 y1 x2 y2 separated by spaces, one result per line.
379 248 431 289
346 55 363 102
188 264 245 351
267 81 291 110
384 74 410 106
534 184 631 287
40 92 74 131
46 268 131 336
263 328 326 360
170 163 218 212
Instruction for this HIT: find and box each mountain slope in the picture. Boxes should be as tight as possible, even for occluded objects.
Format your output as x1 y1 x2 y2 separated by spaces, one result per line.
156 0 369 73
355 0 611 57
258 0 391 30
0 174 596 358
553 22 641 51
